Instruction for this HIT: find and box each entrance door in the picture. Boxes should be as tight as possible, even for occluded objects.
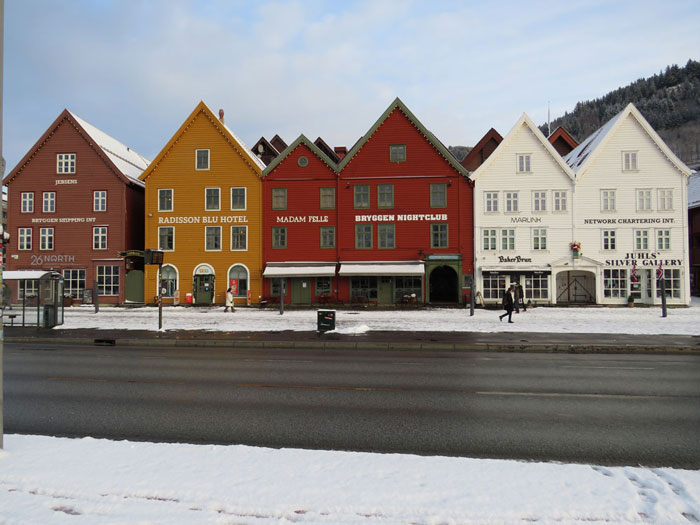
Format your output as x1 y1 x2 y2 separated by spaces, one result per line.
555 271 595 304
429 266 458 303
378 276 393 304
124 270 144 303
193 274 215 304
291 278 311 305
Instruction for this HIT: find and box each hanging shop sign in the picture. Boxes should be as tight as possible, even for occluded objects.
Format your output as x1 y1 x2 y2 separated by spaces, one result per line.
605 252 682 267
354 213 448 222
158 215 248 224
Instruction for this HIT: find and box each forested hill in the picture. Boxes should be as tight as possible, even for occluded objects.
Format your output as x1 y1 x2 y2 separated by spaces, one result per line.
539 59 700 166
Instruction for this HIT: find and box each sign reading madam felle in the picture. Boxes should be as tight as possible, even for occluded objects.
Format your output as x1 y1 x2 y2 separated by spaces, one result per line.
605 252 682 267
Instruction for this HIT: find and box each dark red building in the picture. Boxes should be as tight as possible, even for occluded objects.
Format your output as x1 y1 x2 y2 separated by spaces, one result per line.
262 98 473 305
3 109 149 304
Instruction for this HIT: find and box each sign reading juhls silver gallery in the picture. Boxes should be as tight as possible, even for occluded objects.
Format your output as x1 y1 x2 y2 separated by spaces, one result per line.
605 252 682 267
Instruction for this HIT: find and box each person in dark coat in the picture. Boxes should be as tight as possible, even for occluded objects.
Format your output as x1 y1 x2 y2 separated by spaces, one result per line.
499 286 515 323
513 282 526 313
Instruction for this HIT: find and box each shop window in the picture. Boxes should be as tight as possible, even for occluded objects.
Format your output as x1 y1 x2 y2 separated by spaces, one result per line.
63 269 86 299
316 277 332 296
43 192 56 213
94 191 107 212
389 144 406 162
205 187 220 211
320 226 335 249
657 269 681 299
93 226 107 250
196 149 210 170
272 188 287 210
228 265 248 298
354 185 370 209
351 276 377 301
602 230 616 250
18 279 38 299
355 224 372 249
231 187 246 210
57 153 76 174
430 183 447 208
272 227 287 249
205 226 221 251
21 192 34 213
378 223 395 249
320 187 335 209
97 265 120 296
526 274 549 299
231 226 247 250
377 184 394 209
18 228 32 250
395 276 422 302
431 223 448 248
158 189 173 211
159 265 178 298
482 274 504 300
159 226 174 251
603 269 627 298
40 227 54 250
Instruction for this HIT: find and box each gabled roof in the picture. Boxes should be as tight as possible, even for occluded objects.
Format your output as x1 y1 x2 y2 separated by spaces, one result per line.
262 134 339 177
139 101 265 182
270 134 288 154
470 113 575 182
689 173 700 209
4 109 150 187
251 136 280 166
461 128 503 170
313 137 340 163
547 126 578 156
336 97 469 178
564 103 692 178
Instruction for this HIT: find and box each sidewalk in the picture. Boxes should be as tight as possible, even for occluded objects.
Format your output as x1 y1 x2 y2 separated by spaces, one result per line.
5 326 700 354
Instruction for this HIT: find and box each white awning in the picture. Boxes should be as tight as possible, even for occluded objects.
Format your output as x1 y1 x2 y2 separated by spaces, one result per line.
263 264 336 278
338 262 425 276
2 270 59 280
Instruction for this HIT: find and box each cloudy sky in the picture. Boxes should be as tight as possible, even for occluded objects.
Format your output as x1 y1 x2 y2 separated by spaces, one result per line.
3 0 699 172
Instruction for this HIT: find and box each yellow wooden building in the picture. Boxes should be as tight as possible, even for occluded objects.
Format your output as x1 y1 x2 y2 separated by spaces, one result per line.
139 101 265 305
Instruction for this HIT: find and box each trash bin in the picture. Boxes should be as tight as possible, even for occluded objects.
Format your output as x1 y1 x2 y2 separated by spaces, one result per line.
42 305 55 328
317 310 336 332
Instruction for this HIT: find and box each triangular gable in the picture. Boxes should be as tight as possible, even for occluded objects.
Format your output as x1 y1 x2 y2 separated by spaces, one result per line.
4 109 149 187
689 173 700 209
251 136 280 166
270 134 288 154
262 134 339 177
548 126 578 157
313 137 340 163
564 103 692 179
470 113 575 182
337 97 469 178
139 101 264 182
550 254 604 267
461 128 503 170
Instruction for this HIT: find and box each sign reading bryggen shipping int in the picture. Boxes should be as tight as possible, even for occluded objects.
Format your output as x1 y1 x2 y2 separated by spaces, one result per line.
158 215 249 224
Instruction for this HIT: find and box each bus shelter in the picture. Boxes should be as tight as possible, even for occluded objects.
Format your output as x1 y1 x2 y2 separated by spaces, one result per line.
2 270 65 328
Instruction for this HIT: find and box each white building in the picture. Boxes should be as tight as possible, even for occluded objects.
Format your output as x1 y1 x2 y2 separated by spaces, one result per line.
472 104 692 306
471 114 576 306
565 103 692 306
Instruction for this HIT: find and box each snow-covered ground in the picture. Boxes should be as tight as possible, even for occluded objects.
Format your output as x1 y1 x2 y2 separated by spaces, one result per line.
3 300 699 523
57 297 700 335
1 434 699 524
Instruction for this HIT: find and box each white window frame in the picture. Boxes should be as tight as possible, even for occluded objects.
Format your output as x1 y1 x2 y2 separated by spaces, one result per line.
532 191 546 212
39 227 54 251
63 269 86 299
517 154 531 173
158 226 175 251
93 190 107 212
21 192 34 213
634 229 649 250
532 228 547 251
93 226 108 250
195 149 210 170
485 192 499 213
57 153 76 174
205 187 221 211
205 225 222 251
230 225 248 251
553 191 567 212
603 268 627 298
230 187 247 211
622 151 638 171
501 229 515 250
482 229 496 251
636 188 652 211
657 229 671 250
158 189 174 212
505 191 519 213
96 265 120 296
602 229 616 251
658 189 673 211
18 228 32 250
601 189 616 212
43 192 56 213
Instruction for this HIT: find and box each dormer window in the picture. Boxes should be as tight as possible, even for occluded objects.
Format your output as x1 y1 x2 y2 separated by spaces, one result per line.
389 144 406 162
196 149 210 170
623 151 638 171
57 153 76 174
517 154 531 173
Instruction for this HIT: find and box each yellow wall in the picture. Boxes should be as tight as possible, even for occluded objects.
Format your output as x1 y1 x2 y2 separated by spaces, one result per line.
142 104 262 305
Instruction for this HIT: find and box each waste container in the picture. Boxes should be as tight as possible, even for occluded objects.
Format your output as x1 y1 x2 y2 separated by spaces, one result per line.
317 310 336 332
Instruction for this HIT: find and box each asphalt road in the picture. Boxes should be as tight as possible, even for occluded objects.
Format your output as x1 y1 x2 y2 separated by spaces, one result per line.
3 341 700 468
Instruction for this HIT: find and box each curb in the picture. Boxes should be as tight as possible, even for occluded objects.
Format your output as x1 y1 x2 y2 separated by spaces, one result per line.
5 336 700 355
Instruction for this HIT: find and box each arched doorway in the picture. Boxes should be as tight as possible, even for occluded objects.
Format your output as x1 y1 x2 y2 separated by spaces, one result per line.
193 264 215 305
429 265 458 303
556 270 595 304
227 264 249 304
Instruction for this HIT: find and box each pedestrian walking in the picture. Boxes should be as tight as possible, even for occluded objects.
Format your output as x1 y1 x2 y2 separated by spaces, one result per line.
513 282 521 313
224 288 235 312
517 283 527 312
499 286 515 323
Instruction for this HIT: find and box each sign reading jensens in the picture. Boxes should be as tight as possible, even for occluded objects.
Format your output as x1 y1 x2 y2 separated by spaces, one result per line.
605 252 682 267
158 216 248 224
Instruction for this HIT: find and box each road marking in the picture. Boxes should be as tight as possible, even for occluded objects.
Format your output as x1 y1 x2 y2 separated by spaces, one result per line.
236 383 406 392
243 359 314 363
48 377 185 385
563 366 655 370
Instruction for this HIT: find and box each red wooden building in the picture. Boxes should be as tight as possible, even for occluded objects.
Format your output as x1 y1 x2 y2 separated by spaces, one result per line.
3 109 149 304
261 98 473 305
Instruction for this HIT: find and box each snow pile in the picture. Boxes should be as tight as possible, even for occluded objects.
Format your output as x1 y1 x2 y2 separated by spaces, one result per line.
1 434 699 524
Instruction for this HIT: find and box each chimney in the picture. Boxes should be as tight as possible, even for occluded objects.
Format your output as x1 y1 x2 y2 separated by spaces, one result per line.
219 109 224 124
334 146 347 159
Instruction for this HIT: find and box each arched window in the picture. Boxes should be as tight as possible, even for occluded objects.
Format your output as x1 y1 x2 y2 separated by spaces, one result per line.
228 265 248 298
159 265 178 297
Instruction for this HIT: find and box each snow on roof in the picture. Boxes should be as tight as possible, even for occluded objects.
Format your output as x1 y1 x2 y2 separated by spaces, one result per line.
564 108 625 172
689 173 700 209
69 112 150 185
223 122 267 171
